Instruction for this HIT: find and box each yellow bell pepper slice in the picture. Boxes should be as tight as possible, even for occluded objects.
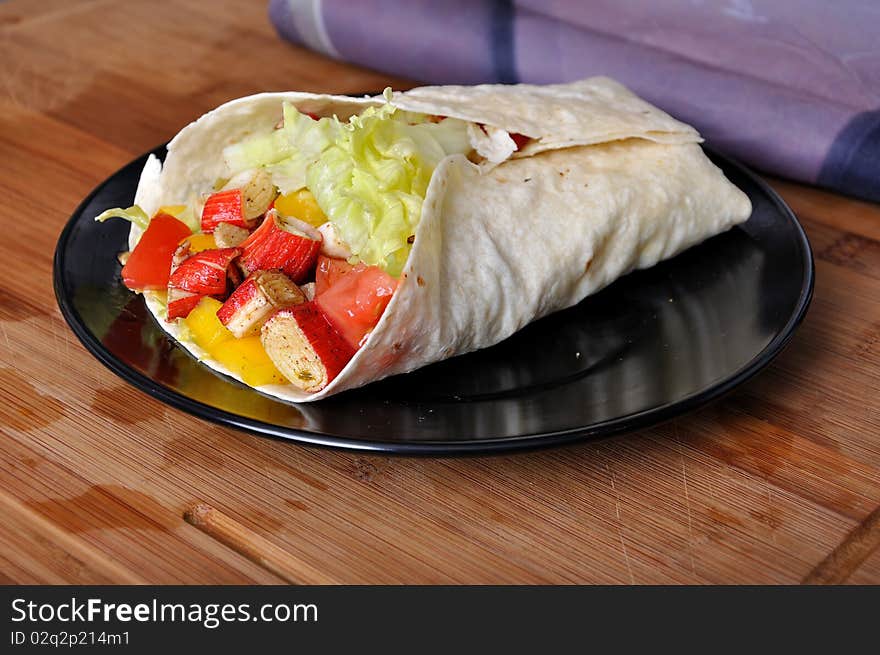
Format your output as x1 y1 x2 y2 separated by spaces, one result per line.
158 204 188 218
181 232 217 253
274 189 327 228
183 297 287 386
210 336 288 386
184 298 233 352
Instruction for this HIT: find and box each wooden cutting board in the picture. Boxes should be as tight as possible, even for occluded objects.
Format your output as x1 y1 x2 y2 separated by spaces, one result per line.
1 0 878 584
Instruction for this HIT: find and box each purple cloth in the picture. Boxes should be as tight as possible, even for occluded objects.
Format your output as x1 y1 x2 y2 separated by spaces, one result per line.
270 0 880 203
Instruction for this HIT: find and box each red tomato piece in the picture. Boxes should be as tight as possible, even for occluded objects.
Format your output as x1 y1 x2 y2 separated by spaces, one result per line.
315 265 397 350
314 256 367 296
121 213 192 291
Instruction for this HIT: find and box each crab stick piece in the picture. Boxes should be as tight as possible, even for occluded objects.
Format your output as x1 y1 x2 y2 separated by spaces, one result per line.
166 288 203 321
201 189 251 233
213 222 250 248
238 210 321 283
317 222 352 259
260 302 355 392
217 270 306 338
201 168 276 231
168 247 242 296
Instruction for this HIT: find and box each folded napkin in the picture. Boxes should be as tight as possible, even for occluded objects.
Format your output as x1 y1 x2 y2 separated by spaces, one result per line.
270 0 880 203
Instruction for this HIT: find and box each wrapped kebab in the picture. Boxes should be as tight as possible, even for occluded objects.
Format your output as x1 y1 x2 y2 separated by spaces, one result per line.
96 78 752 402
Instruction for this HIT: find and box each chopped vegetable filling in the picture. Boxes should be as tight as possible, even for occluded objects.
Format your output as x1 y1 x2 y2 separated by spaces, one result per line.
95 92 495 392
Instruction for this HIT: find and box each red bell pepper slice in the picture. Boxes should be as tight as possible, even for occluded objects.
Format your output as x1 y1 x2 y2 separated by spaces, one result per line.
121 213 192 291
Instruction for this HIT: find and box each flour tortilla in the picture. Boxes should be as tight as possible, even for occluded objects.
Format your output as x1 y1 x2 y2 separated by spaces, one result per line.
126 78 751 402
390 77 702 157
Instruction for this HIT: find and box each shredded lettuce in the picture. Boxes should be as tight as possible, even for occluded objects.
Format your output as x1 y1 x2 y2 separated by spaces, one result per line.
95 204 199 233
94 205 150 230
222 91 471 276
307 101 470 275
223 104 340 195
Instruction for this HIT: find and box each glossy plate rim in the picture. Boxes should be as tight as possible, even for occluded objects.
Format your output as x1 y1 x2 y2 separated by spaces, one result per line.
53 145 814 455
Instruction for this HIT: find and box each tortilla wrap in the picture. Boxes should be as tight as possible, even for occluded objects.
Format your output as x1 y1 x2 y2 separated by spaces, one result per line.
126 78 752 402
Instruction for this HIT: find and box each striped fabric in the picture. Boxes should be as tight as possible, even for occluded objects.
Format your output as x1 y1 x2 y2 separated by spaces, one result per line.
269 0 880 202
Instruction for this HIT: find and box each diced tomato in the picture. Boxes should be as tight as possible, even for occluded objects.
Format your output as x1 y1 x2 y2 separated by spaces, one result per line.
201 189 251 232
315 265 397 349
314 256 367 296
168 247 242 296
121 213 192 291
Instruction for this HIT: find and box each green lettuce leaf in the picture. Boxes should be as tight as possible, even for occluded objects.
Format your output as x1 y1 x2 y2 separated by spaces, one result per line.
94 205 150 230
307 99 470 275
223 104 340 195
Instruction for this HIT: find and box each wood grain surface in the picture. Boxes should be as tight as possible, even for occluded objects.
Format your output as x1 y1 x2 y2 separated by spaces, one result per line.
1 0 878 584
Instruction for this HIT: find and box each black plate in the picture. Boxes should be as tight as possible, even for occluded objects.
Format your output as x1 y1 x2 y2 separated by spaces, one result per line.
54 145 813 454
